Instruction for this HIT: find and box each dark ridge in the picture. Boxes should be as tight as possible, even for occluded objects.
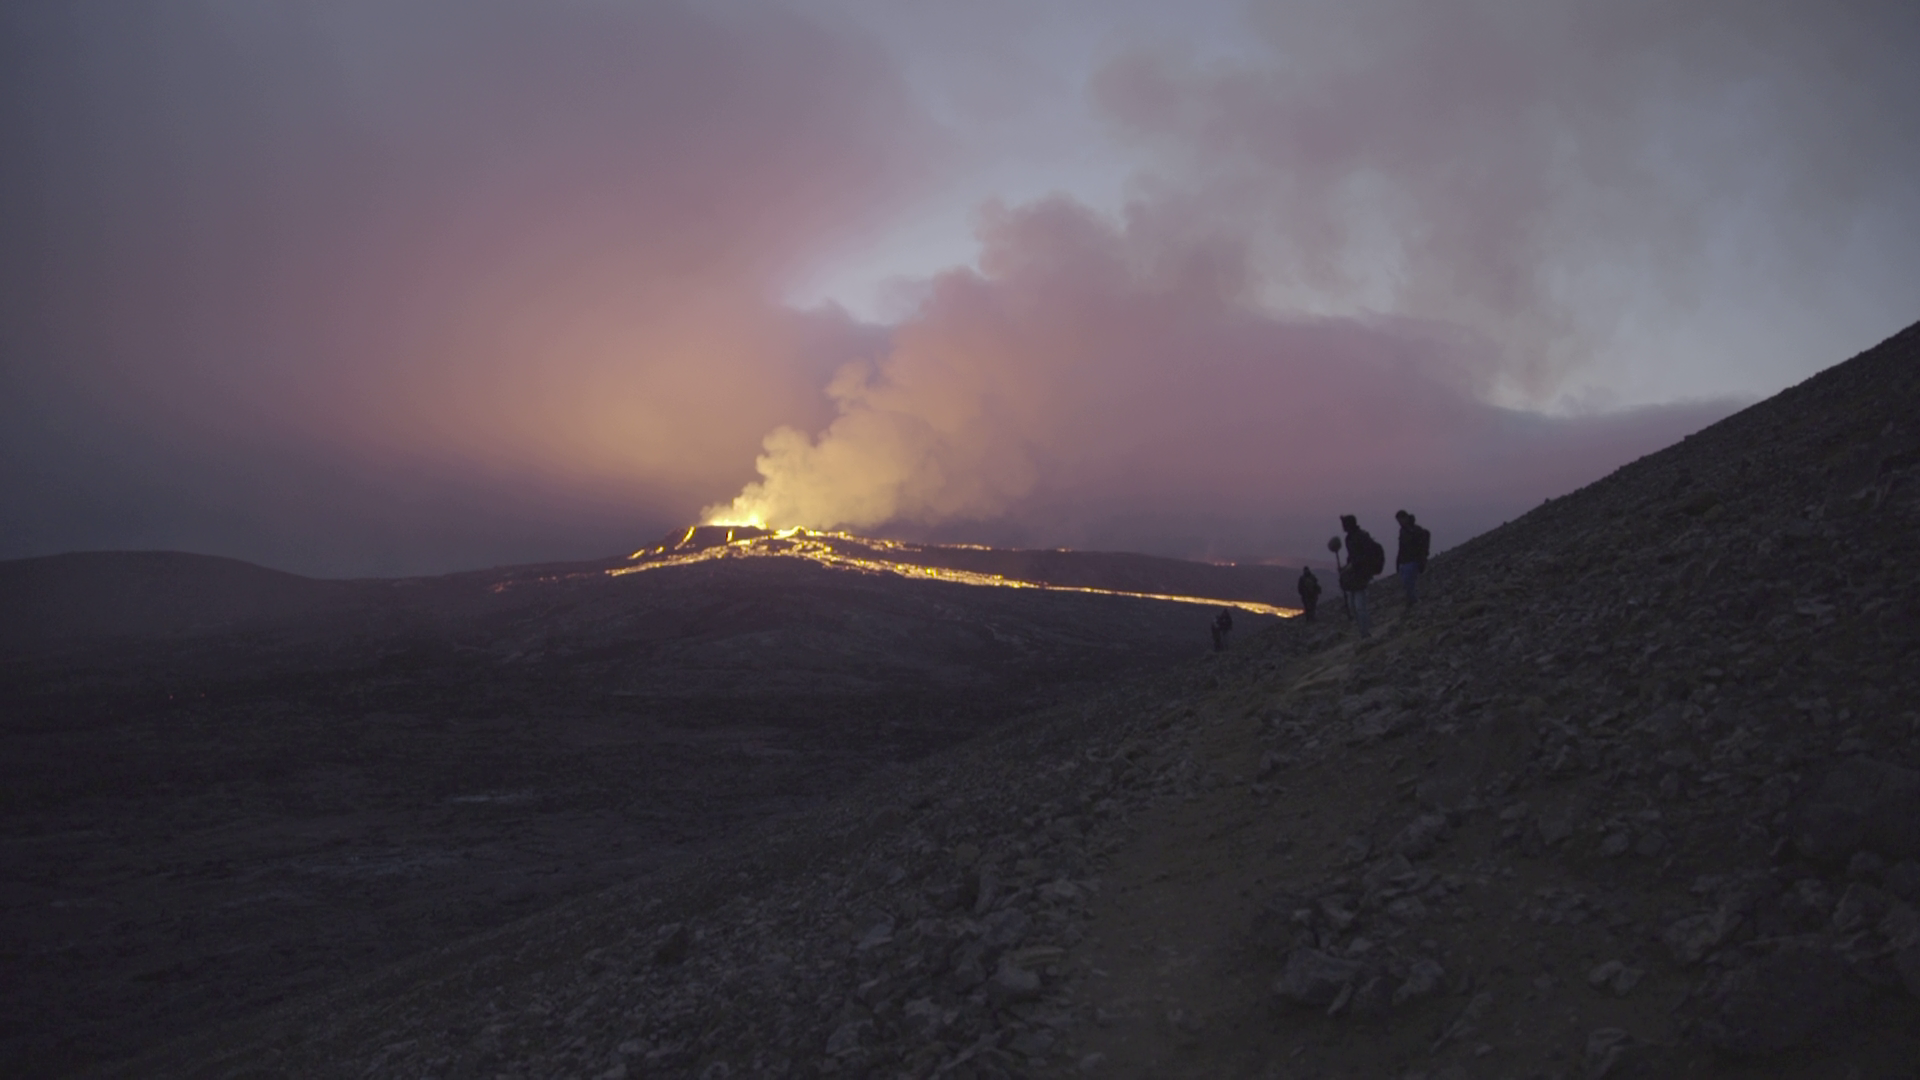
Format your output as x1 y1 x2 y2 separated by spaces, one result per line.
1446 318 1920 571
0 551 359 652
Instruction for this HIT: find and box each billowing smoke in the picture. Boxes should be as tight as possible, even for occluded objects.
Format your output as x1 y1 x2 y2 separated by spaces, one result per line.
704 197 1733 561
705 0 1918 562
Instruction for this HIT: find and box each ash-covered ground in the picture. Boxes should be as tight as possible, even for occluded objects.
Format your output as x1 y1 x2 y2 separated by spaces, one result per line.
0 548 1279 1076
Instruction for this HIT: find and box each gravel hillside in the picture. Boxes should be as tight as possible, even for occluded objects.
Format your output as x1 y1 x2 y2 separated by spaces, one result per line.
98 320 1920 1078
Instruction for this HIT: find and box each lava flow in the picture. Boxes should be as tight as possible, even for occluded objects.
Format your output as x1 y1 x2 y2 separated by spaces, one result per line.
609 526 1298 617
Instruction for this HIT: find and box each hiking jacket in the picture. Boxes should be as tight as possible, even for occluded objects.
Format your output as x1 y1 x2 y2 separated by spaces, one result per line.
1342 527 1384 589
1397 522 1431 570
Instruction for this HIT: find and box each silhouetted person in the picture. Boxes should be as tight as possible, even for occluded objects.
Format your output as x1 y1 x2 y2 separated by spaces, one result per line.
1211 609 1234 651
1296 566 1322 621
1338 514 1384 638
1395 510 1431 609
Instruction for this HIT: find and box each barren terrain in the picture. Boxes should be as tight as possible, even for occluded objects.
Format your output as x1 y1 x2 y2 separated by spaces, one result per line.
0 549 1280 1076
8 321 1919 1079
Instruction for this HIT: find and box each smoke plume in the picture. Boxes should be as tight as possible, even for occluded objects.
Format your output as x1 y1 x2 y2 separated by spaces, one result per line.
705 197 1734 561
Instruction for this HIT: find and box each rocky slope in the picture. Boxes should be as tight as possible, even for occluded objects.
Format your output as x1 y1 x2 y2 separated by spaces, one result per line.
4 553 1277 1077
91 320 1919 1078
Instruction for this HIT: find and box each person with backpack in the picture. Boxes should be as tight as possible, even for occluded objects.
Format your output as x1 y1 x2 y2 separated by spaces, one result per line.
1338 514 1384 638
1296 565 1322 622
1394 510 1432 610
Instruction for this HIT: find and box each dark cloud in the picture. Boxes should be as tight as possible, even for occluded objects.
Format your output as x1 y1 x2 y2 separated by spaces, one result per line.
1090 0 1920 396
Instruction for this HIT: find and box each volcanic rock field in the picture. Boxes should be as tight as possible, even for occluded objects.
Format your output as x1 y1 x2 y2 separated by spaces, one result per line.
5 321 1919 1078
1 544 1284 1077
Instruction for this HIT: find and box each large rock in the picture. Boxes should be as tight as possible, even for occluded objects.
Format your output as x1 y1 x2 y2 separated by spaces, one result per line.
651 923 691 966
1361 853 1415 889
987 957 1042 1003
1273 949 1363 1007
1393 957 1446 1005
980 907 1032 950
1393 814 1451 859
1790 759 1920 863
1663 906 1740 965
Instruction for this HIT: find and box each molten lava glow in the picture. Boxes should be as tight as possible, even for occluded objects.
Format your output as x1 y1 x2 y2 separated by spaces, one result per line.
611 528 1297 618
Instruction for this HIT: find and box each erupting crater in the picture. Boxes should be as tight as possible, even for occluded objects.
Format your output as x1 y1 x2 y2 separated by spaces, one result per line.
613 525 1299 617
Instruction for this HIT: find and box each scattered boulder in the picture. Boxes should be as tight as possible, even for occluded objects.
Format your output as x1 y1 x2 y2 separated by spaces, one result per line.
1393 957 1446 1005
854 917 894 952
987 957 1042 1003
1393 814 1452 859
824 1019 873 1055
1273 949 1363 1008
1663 906 1740 965
1585 960 1644 997
980 907 1032 950
1341 973 1395 1017
1536 808 1578 847
651 923 691 967
1317 895 1358 931
1584 1027 1633 1079
1361 853 1417 894
950 942 990 990
1830 882 1892 934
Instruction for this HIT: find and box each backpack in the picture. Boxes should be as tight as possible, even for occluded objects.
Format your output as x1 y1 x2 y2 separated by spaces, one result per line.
1353 532 1385 578
1408 523 1432 566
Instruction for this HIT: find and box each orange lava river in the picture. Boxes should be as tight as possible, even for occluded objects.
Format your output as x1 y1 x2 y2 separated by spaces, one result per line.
608 526 1297 618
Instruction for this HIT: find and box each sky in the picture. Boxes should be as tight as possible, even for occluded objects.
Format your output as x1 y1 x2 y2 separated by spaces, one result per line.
2 1 1916 577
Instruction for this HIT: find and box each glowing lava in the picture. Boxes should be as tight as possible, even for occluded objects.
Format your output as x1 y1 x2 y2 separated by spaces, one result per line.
611 527 1298 617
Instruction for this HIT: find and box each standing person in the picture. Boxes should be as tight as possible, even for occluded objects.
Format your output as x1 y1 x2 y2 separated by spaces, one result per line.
1394 510 1431 609
1296 565 1322 622
1211 609 1234 651
1338 515 1384 638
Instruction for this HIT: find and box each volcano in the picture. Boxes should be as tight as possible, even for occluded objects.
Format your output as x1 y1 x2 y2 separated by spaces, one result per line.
622 525 1300 616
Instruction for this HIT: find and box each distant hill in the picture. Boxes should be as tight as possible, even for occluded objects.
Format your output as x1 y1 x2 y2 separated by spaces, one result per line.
0 551 362 651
